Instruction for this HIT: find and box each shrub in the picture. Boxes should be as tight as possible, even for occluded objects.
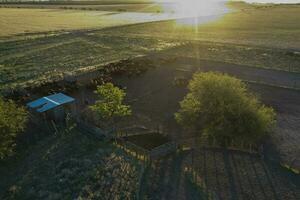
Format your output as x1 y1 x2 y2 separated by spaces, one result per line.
90 83 131 130
175 72 276 145
0 98 28 159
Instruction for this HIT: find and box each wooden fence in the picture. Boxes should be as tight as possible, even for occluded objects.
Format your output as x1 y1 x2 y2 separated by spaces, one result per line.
149 142 178 160
179 136 260 154
184 166 218 200
76 120 108 139
76 120 178 161
115 139 178 162
115 139 151 163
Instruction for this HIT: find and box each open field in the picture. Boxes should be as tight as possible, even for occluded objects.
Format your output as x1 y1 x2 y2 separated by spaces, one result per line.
0 2 166 13
1 2 299 48
0 32 180 91
0 8 181 37
1 32 299 91
160 42 300 73
0 2 299 92
108 2 300 49
0 8 118 37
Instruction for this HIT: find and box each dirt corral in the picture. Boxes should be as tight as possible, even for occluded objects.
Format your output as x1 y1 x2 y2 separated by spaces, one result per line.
65 53 300 171
110 54 300 171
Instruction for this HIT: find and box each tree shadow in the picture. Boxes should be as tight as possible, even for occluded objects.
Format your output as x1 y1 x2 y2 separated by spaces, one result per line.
184 148 300 200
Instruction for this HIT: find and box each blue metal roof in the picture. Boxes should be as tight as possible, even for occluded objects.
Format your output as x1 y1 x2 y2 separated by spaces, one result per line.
27 93 75 113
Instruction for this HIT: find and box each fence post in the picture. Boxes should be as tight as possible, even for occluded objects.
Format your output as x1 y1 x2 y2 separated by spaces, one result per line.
51 120 59 135
192 148 194 168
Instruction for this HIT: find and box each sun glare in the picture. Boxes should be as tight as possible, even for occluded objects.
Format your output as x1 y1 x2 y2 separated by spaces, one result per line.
155 0 229 26
173 0 218 16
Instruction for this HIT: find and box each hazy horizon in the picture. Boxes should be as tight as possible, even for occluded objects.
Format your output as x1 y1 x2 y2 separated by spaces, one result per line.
0 0 300 3
242 0 300 3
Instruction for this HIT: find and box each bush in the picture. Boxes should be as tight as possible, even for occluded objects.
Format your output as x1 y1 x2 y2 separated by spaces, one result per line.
0 98 28 159
90 83 131 130
175 72 276 145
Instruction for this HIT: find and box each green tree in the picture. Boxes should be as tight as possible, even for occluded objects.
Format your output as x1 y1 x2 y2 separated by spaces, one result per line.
90 83 131 130
0 98 28 159
175 72 276 144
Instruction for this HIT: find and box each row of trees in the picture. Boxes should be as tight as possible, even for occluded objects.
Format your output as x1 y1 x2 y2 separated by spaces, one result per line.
91 72 275 146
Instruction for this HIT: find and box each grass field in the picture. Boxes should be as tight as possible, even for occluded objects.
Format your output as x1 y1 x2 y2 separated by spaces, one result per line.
0 8 179 37
0 2 165 13
106 2 300 49
0 32 179 91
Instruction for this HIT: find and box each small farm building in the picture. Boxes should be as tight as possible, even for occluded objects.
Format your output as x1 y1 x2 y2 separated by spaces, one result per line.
27 93 75 122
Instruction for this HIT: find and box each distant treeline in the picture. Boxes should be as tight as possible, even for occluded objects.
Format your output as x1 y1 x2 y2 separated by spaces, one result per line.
0 0 153 5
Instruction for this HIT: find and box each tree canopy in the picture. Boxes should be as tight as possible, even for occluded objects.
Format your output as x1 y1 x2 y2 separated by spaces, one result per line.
175 72 276 144
0 98 28 159
90 83 131 125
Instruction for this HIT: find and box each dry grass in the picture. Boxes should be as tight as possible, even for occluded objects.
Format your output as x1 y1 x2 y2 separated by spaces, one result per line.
0 3 165 13
0 8 174 37
0 8 113 37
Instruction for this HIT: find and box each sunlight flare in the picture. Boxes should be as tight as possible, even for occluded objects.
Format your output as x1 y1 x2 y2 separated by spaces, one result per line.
155 0 229 25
